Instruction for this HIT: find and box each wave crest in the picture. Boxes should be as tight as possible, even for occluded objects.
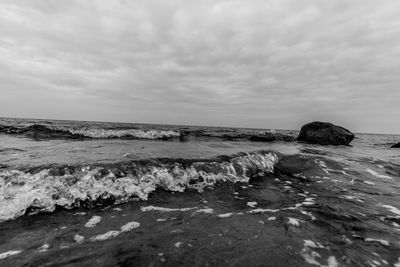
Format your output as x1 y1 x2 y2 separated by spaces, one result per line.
0 124 180 140
67 128 180 139
0 151 278 222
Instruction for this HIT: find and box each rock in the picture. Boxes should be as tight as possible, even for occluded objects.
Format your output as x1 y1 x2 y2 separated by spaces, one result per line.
392 143 400 148
297 121 354 146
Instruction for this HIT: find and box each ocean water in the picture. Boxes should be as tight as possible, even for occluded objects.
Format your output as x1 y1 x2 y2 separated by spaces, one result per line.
1 117 400 266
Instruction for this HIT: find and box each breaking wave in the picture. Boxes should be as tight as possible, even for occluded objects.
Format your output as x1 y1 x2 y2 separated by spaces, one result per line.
67 128 180 139
0 124 180 140
0 151 278 222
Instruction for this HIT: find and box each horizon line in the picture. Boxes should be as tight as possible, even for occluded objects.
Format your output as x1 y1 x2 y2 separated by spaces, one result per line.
1 115 399 136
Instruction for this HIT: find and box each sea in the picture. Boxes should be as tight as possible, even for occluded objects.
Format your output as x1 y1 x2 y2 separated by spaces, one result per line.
0 117 400 266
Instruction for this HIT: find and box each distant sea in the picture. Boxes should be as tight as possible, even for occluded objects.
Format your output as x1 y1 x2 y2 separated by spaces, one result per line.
1 117 400 266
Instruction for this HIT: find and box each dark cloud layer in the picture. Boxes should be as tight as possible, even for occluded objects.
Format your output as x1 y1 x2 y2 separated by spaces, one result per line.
1 0 399 133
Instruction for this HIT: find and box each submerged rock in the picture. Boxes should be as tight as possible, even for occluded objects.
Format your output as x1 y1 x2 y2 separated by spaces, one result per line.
391 143 400 148
297 121 354 146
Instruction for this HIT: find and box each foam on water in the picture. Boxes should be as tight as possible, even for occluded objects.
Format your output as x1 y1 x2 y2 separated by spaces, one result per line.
379 204 400 216
366 169 393 179
141 206 197 212
248 208 280 214
0 250 22 260
0 151 278 222
38 243 50 252
74 234 85 244
287 217 301 227
90 231 120 241
84 216 102 228
174 242 183 248
364 238 390 246
217 213 234 218
89 220 140 241
68 128 180 139
300 240 338 267
120 221 140 232
0 123 181 140
195 208 214 214
247 201 257 208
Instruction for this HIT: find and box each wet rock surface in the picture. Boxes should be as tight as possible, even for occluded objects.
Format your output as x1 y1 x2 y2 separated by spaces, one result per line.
391 143 400 148
297 121 354 146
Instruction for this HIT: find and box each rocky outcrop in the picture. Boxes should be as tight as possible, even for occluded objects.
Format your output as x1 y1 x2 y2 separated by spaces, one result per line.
392 143 400 148
297 121 354 146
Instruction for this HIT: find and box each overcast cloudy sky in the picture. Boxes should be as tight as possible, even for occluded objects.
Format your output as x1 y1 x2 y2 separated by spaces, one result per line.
1 0 399 133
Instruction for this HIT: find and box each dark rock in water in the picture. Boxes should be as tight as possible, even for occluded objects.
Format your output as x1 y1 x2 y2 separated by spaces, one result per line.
391 143 400 148
297 121 354 146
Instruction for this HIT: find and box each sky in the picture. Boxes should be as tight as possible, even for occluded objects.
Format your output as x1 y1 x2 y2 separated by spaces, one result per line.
0 0 400 134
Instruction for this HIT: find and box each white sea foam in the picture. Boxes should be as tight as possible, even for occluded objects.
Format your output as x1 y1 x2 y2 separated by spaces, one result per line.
38 243 50 252
0 250 22 260
0 151 278 222
302 197 316 205
379 204 400 216
303 240 322 248
248 208 279 214
300 210 316 220
366 169 392 179
90 231 120 241
365 238 389 246
84 216 102 228
300 240 336 267
141 206 197 212
301 244 321 266
88 221 140 242
394 257 400 267
74 234 85 244
121 221 140 232
288 217 300 227
247 202 257 208
195 208 214 214
68 128 181 139
175 242 183 248
327 256 338 267
218 213 234 218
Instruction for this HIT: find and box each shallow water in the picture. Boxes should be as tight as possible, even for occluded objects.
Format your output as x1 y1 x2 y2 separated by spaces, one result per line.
1 117 400 266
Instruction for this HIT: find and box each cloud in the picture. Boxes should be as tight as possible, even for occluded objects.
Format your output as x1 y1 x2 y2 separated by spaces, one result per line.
0 0 400 133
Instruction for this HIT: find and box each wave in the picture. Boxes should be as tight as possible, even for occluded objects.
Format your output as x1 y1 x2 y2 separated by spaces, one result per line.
0 123 298 142
67 128 180 139
0 124 181 140
0 151 278 222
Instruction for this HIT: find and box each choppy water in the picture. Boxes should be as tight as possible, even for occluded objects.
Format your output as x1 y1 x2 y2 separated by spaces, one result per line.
1 117 400 266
